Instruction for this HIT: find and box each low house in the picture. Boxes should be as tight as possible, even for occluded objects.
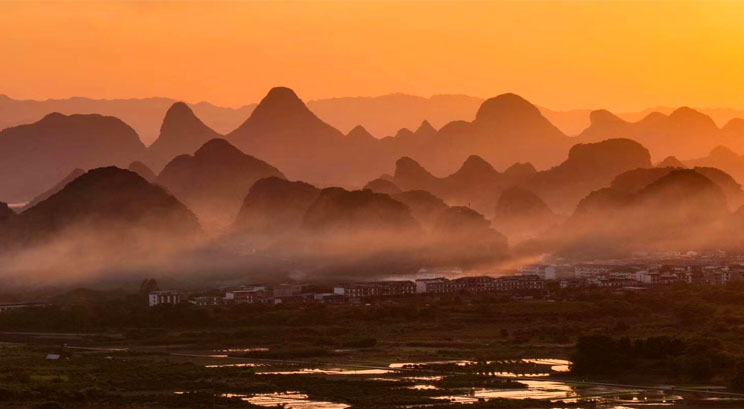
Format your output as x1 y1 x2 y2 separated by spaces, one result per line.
190 296 222 306
148 291 181 307
273 284 306 299
224 290 262 304
334 281 415 298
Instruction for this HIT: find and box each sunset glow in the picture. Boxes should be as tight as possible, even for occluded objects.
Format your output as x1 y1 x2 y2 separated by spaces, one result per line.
2 1 744 110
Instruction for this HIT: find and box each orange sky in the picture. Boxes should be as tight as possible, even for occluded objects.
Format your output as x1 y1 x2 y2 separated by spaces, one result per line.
1 1 743 111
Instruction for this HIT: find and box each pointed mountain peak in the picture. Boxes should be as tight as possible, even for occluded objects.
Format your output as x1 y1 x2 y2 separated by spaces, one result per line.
265 86 301 102
19 166 201 236
347 125 374 140
164 101 194 119
638 169 725 204
396 156 425 170
250 86 309 120
414 120 436 136
656 156 686 168
495 186 555 217
475 93 541 123
394 127 415 139
394 156 434 179
143 101 222 172
160 101 216 133
589 109 626 126
457 155 496 175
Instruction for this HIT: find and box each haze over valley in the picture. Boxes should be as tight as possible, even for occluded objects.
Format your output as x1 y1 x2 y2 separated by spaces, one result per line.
3 86 744 289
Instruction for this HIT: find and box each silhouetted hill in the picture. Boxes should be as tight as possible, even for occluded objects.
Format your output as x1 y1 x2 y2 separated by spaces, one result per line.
0 113 145 203
0 94 253 145
685 146 744 185
378 120 439 154
363 178 402 195
636 169 728 214
577 106 744 161
234 177 320 237
303 187 420 235
525 138 652 213
493 187 559 241
415 120 437 138
656 156 686 168
307 93 481 137
422 93 570 173
611 166 744 209
10 167 200 244
2 92 742 152
346 125 376 142
391 190 448 228
21 168 85 211
502 162 537 180
576 110 632 142
386 138 651 215
158 138 285 231
723 118 744 139
226 87 385 186
429 206 508 267
143 102 222 172
572 187 634 219
226 180 507 274
392 157 441 193
542 169 731 258
128 161 157 182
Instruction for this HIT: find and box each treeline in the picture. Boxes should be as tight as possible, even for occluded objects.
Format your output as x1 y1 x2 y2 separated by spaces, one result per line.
571 335 744 389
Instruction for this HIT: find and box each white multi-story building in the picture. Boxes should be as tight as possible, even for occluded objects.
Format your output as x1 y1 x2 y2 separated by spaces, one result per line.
415 278 448 293
224 290 264 304
148 291 181 307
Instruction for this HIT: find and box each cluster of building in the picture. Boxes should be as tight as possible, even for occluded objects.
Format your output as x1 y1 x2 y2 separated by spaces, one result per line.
148 283 330 307
147 275 545 307
143 259 744 307
518 261 744 289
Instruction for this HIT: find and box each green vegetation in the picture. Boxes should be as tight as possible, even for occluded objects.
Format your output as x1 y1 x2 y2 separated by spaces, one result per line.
3 282 744 407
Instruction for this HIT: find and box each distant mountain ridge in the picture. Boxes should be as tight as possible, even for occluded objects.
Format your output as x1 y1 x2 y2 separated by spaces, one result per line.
3 87 744 207
577 106 744 161
4 92 743 144
0 112 145 203
386 138 652 215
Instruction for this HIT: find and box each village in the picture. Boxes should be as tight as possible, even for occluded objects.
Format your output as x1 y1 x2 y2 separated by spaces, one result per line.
142 252 744 307
4 251 744 312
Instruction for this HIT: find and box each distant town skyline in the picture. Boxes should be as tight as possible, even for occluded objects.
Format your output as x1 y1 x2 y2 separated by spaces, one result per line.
2 1 744 111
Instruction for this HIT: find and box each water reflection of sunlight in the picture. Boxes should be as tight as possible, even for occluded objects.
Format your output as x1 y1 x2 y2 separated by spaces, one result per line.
223 392 349 409
260 368 392 375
